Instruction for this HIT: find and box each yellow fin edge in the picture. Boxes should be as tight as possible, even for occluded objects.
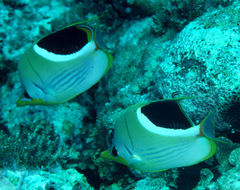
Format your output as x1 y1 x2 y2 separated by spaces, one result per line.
101 150 129 166
16 97 60 106
101 149 167 173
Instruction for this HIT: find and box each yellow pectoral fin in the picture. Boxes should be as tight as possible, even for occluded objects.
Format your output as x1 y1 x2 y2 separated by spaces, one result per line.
16 97 56 106
104 51 113 74
101 150 129 166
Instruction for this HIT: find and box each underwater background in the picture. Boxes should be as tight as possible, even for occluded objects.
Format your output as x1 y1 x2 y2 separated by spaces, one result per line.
0 0 240 189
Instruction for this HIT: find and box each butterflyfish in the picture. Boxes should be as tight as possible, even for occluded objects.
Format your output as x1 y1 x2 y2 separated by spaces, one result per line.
101 98 217 172
17 21 113 106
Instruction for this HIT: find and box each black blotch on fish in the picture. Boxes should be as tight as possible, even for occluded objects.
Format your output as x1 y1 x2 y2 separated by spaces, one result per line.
141 100 191 129
37 26 88 55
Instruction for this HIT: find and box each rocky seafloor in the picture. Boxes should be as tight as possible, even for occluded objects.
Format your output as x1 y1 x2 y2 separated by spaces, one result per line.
0 0 240 189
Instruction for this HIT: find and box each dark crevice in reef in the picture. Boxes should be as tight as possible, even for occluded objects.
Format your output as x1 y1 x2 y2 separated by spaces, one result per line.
77 168 101 189
0 65 11 85
0 121 10 136
177 158 220 190
78 165 135 189
219 100 240 143
219 129 240 144
104 0 150 19
2 0 26 8
82 108 97 125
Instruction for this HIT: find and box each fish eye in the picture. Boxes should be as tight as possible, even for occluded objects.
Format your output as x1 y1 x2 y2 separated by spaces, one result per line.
112 146 118 157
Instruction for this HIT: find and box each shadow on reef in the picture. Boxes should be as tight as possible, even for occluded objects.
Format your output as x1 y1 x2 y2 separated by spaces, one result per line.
77 164 135 189
77 168 102 189
177 159 220 190
0 61 12 85
219 99 240 143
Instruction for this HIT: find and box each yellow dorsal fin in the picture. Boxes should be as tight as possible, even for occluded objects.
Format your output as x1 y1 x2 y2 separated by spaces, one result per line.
200 112 215 139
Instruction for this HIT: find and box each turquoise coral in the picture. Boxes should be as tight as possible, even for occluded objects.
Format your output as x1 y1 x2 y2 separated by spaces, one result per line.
0 168 93 190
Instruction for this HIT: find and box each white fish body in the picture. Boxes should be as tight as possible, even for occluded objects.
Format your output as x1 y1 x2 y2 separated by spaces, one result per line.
102 98 216 172
17 23 112 106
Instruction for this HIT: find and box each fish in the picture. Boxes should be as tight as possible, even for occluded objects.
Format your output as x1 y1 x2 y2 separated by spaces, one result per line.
101 98 217 172
17 20 113 106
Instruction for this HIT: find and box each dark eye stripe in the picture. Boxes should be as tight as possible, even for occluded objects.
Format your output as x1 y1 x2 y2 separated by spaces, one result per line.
124 114 135 150
124 144 133 156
